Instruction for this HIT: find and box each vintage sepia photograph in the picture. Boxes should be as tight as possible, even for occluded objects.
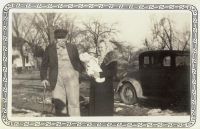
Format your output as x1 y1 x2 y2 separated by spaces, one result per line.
1 1 199 128
11 10 191 117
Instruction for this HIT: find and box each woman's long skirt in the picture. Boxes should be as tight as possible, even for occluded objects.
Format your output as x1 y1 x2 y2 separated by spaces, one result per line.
89 79 114 116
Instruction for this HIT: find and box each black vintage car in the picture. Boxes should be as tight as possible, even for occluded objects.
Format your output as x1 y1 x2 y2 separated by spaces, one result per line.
116 50 190 105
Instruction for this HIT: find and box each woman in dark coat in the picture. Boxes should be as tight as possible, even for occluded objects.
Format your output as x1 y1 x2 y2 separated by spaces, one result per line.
89 42 118 116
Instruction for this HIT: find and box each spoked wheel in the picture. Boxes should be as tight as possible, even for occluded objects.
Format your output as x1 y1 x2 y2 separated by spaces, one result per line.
120 83 137 105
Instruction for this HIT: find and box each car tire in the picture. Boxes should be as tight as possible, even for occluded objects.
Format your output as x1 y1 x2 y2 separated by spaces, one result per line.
119 82 137 105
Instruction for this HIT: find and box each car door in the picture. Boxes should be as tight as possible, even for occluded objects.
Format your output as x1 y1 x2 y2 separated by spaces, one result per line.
172 54 190 101
140 54 155 96
143 54 173 98
159 55 174 98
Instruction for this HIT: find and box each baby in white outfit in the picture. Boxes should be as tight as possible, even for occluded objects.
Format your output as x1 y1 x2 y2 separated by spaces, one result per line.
79 52 105 83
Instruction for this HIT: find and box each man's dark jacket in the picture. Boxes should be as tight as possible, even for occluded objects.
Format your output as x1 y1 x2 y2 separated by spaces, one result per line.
40 43 84 90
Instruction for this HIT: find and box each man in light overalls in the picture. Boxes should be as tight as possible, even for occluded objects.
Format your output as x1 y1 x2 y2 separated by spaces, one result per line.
40 29 84 116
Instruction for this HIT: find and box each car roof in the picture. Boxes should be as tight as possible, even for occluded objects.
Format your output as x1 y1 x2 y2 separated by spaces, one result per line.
139 50 190 57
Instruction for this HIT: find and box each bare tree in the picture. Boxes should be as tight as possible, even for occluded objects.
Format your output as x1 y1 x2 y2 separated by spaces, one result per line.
176 28 190 51
13 14 37 41
152 17 175 50
125 45 135 64
33 13 63 45
143 38 156 51
144 17 190 51
33 13 83 47
61 16 82 44
82 19 118 56
181 30 190 51
12 14 38 68
12 13 22 38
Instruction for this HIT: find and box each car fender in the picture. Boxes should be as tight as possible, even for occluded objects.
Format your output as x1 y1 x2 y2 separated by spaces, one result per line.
116 77 144 98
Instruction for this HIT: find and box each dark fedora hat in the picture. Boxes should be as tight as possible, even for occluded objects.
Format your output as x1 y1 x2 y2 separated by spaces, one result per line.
54 29 68 39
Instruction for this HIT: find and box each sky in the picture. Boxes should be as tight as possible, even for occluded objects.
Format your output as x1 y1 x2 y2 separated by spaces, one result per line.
14 9 192 49
65 9 191 49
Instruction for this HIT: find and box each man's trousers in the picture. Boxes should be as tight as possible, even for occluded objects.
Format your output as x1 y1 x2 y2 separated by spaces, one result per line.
52 70 80 116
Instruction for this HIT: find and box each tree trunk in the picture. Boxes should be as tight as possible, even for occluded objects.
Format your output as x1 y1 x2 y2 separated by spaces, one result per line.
48 25 54 44
94 39 99 57
95 43 98 57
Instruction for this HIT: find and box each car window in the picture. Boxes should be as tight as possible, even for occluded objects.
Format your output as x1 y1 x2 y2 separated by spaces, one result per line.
144 56 149 65
163 56 171 67
143 56 150 68
176 56 189 67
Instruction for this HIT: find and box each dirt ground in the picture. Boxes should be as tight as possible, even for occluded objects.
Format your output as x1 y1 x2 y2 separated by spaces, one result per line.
12 70 190 117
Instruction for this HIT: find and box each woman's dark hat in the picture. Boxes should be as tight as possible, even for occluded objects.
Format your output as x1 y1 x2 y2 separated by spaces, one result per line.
54 29 68 39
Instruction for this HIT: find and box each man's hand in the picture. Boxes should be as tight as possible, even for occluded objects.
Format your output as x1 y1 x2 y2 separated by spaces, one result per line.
42 80 49 89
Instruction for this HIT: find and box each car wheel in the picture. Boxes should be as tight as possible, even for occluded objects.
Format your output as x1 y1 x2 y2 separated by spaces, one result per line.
120 83 137 105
